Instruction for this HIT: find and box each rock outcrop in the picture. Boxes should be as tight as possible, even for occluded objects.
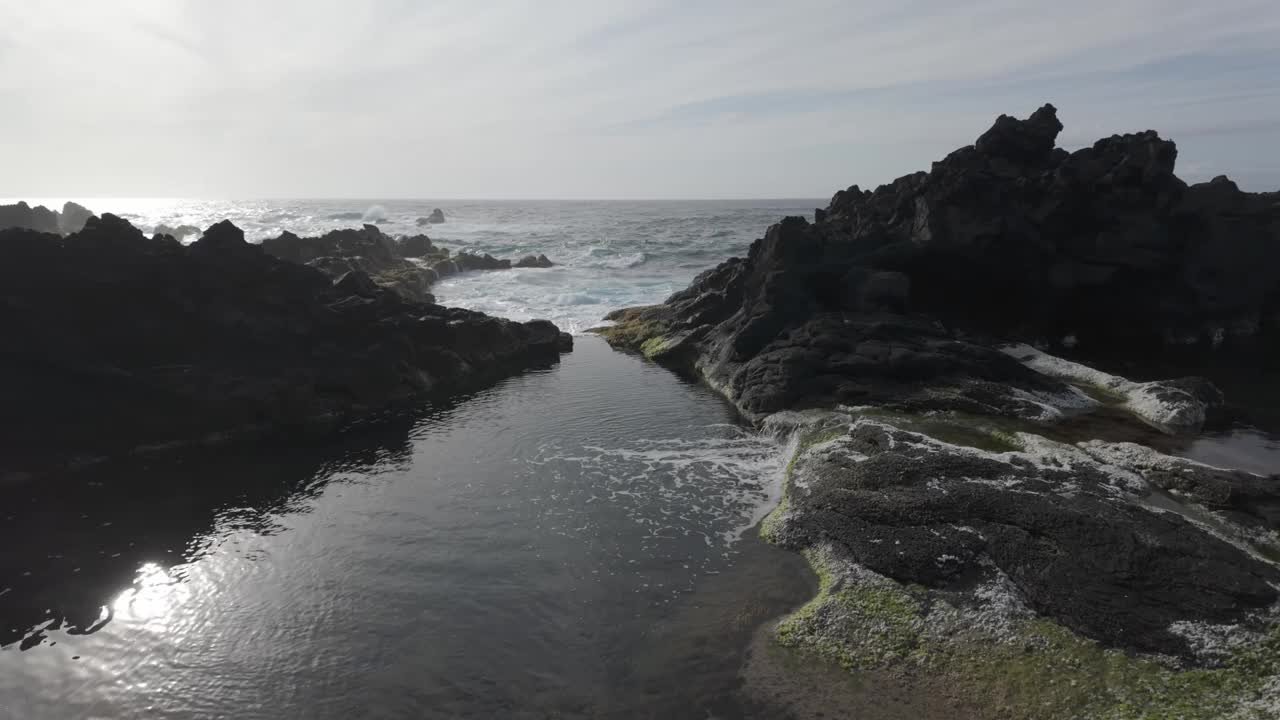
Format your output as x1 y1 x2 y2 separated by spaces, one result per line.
600 104 1279 421
153 223 202 241
397 233 436 257
515 254 554 268
0 215 571 480
259 225 554 303
57 202 95 234
597 105 1280 713
0 201 87 234
418 208 446 225
261 224 437 302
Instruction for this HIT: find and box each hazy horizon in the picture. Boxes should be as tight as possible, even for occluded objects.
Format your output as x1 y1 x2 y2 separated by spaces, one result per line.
5 1 1280 198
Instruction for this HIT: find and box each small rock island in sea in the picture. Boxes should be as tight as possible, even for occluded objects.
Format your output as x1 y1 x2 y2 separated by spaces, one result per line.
597 104 1280 718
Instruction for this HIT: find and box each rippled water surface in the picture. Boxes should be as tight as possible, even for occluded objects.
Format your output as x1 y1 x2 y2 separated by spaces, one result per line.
0 338 812 719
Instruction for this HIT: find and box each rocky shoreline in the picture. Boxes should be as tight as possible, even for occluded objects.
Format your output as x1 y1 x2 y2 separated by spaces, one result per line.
597 106 1280 718
259 223 555 304
0 214 571 482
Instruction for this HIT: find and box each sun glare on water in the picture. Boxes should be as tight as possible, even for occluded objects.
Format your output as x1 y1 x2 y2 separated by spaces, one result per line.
112 562 185 627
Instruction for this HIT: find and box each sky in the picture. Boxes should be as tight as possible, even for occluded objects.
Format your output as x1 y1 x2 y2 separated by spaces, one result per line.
2 0 1279 199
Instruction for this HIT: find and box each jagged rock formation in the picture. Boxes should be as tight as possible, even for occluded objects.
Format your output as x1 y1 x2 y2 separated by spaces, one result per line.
261 224 436 302
153 223 202 241
515 254 554 268
397 233 437 257
598 105 1280 712
259 225 553 303
418 208 446 225
0 215 571 480
57 202 94 234
0 201 96 235
601 104 1279 420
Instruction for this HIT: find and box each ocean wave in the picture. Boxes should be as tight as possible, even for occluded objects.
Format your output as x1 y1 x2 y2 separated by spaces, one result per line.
362 205 388 223
328 211 363 220
552 292 602 306
587 251 648 269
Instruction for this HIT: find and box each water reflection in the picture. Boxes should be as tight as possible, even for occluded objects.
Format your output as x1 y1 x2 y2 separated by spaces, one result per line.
0 406 429 651
0 339 813 720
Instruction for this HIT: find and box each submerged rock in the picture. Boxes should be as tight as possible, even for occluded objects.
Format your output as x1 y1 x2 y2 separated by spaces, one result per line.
0 216 570 479
514 254 553 268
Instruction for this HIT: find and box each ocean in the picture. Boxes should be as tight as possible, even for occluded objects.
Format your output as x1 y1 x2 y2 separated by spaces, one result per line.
9 198 824 333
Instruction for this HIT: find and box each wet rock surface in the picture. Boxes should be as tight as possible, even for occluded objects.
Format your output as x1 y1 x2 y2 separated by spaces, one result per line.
770 416 1280 659
598 105 1280 715
0 215 571 479
417 208 446 225
259 224 554 303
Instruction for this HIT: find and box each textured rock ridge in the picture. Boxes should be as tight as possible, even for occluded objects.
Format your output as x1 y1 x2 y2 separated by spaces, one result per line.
0 216 571 480
597 106 1280 716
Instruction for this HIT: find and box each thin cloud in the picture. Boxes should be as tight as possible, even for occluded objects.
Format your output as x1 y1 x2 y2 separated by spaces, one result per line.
2 0 1278 197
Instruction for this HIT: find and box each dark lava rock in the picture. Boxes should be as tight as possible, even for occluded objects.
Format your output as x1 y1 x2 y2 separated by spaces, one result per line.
262 224 539 304
262 224 440 302
602 105 1280 412
598 104 1280 665
0 201 63 234
397 233 435 257
775 419 1280 660
0 216 570 479
153 223 202 241
1 201 97 235
417 208 446 225
262 224 402 275
57 202 95 235
452 251 511 273
515 254 554 268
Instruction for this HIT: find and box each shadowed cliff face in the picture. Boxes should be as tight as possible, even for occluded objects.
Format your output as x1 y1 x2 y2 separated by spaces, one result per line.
603 104 1280 418
0 215 572 479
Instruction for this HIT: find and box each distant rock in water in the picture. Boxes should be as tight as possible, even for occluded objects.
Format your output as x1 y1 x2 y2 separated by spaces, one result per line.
417 208 446 225
596 104 1280 703
0 215 571 480
0 200 96 235
57 201 94 234
260 224 551 303
153 223 202 241
396 233 435 257
514 254 553 268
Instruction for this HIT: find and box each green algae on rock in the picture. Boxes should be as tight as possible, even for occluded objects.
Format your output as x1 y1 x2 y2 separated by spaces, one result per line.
759 412 1280 719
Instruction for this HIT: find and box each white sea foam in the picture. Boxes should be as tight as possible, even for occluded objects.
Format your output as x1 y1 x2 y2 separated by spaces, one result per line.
1001 343 1210 433
528 426 790 557
60 198 818 333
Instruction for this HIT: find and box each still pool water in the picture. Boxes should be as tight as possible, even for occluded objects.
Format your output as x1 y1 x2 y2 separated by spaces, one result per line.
0 338 812 720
